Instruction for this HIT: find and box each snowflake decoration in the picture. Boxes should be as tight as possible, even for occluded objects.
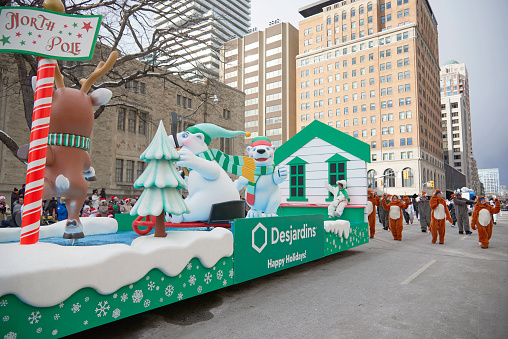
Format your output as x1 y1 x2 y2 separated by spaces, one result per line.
129 284 134 289
213 267 216 271
156 286 160 291
148 281 156 291
83 320 88 325
144 299 151 308
52 329 58 336
71 303 81 313
112 308 121 319
183 283 186 288
146 276 150 280
223 260 226 266
197 286 203 293
84 297 89 302
54 314 60 320
159 298 164 302
132 290 143 303
3 315 9 321
0 300 8 307
28 311 42 324
229 268 234 278
113 293 118 299
189 275 197 286
177 292 183 300
95 301 110 317
187 263 193 270
196 265 200 270
223 279 228 286
178 274 182 278
217 270 223 280
204 272 212 284
165 285 174 297
4 332 16 339
161 277 165 281
120 293 128 302
58 302 64 308
36 328 42 333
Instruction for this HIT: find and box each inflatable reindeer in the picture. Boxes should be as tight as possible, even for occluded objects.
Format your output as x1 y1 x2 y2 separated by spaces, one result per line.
21 52 118 239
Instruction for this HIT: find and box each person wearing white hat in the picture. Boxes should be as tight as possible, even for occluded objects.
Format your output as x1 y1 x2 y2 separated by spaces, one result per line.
325 180 350 219
0 195 11 224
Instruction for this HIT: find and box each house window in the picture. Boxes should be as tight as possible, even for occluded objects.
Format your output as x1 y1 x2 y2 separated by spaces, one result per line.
117 107 126 131
126 160 134 182
326 154 348 201
367 169 377 189
384 168 395 187
115 159 123 182
288 157 308 201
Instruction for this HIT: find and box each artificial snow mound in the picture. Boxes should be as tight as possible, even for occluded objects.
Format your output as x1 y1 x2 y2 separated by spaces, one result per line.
0 217 118 243
324 220 351 239
0 228 233 307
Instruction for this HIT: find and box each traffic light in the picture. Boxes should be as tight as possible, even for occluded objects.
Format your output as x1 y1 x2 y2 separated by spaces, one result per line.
430 181 434 188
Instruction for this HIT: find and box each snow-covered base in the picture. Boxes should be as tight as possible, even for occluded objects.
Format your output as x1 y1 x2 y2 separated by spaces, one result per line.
0 217 118 243
324 220 351 239
0 228 233 307
324 222 369 256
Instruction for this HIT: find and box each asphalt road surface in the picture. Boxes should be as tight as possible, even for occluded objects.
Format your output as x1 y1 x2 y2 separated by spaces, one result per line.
73 214 508 339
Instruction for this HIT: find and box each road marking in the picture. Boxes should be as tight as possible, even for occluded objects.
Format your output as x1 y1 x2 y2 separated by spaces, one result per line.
461 235 469 241
401 260 436 285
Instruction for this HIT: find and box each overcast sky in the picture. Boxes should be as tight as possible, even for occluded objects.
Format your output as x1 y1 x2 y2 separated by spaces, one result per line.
251 0 508 187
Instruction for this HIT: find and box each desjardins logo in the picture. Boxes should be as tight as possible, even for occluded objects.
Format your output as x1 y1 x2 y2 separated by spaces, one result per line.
252 222 317 253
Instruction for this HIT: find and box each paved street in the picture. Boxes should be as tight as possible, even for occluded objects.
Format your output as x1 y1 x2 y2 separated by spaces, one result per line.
75 214 508 339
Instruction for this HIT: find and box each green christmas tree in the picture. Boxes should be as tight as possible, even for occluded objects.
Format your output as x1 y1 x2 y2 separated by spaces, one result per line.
130 121 189 237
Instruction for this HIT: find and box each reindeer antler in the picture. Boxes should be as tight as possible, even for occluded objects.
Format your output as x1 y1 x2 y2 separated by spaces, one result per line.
80 51 118 93
54 64 65 89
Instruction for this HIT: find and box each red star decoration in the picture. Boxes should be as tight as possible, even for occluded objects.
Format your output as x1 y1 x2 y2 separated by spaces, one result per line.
77 33 83 39
82 22 93 32
64 24 68 28
15 32 21 37
38 34 42 38
32 41 36 44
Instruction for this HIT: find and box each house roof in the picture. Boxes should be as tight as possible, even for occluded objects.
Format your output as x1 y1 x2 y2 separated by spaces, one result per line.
274 120 371 165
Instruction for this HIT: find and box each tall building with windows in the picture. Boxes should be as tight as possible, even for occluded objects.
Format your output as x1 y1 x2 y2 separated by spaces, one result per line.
155 0 251 80
478 168 500 195
440 60 474 188
220 22 299 147
296 0 443 195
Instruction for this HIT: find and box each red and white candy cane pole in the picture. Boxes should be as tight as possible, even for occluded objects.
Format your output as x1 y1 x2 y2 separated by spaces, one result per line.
20 58 57 245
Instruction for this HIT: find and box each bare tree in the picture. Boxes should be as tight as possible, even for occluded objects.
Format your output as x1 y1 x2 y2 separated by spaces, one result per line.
0 0 235 162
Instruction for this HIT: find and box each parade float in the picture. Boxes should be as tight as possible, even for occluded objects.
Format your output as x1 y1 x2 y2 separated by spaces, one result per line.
0 3 370 338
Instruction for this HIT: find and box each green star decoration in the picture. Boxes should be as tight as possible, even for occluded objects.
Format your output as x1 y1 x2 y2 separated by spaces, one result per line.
68 32 72 36
73 22 78 28
59 30 63 34
28 32 32 36
20 40 26 46
0 35 10 46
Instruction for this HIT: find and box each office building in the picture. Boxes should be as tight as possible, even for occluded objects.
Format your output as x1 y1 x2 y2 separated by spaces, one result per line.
155 0 251 80
296 0 443 195
478 168 500 195
440 60 474 188
220 22 299 147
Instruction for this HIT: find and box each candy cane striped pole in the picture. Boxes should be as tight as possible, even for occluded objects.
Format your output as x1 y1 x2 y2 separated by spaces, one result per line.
20 57 57 245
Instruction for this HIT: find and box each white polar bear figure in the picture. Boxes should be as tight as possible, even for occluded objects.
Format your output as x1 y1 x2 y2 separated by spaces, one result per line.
235 137 288 218
168 123 249 223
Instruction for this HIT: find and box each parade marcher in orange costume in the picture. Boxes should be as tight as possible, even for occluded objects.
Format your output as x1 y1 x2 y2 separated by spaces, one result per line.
429 189 453 244
367 190 380 238
470 196 500 249
382 195 410 241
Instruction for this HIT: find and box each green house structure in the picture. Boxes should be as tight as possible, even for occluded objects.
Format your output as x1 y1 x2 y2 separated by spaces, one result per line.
274 120 371 225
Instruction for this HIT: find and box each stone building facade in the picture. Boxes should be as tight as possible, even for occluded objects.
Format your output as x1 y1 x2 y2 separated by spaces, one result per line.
0 53 245 200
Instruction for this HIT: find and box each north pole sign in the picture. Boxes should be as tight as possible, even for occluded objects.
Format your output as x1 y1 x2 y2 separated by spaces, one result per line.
0 7 101 60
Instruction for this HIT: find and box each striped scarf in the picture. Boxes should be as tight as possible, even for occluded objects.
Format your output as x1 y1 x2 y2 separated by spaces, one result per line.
246 165 274 206
188 149 256 183
47 133 90 151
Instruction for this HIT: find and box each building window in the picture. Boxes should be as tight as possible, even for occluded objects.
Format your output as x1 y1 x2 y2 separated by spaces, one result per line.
126 160 134 182
402 167 414 187
367 169 377 189
117 107 126 131
128 110 137 133
220 138 231 154
115 159 123 182
384 168 395 188
139 82 146 94
288 157 308 201
137 162 145 178
223 109 231 119
138 112 147 135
